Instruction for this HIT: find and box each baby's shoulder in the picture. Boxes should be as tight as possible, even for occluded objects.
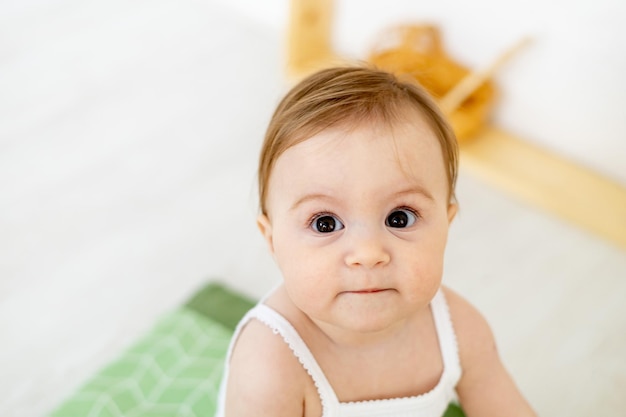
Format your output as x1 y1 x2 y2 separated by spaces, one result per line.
439 289 538 415
230 317 308 379
225 317 309 415
440 286 499 368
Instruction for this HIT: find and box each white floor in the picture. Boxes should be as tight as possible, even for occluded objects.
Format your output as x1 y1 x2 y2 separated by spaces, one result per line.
1 1 625 416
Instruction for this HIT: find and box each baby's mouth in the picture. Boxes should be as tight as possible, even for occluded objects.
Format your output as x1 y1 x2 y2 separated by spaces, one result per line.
348 288 390 294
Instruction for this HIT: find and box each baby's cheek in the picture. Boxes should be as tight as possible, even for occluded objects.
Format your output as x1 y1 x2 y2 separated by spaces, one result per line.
284 274 324 312
406 261 443 294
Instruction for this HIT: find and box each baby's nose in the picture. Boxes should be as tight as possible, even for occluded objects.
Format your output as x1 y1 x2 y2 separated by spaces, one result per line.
343 228 390 268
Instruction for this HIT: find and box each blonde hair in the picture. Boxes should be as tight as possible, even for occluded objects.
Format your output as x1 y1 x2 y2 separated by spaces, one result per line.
258 65 458 214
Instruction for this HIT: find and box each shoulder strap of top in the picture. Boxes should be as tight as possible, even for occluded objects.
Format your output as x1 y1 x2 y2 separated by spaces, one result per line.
430 289 462 385
251 304 339 413
220 303 339 415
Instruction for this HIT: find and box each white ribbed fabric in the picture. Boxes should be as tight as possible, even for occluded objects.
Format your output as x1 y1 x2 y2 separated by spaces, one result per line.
215 289 462 417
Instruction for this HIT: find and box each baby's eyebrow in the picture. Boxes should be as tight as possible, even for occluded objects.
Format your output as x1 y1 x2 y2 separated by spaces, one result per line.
289 193 334 211
393 186 434 201
290 187 434 212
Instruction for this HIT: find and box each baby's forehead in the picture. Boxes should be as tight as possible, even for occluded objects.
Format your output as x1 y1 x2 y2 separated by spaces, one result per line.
299 111 438 151
281 114 443 167
268 119 449 204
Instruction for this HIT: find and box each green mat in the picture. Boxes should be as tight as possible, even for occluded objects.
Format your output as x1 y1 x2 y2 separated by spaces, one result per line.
49 282 464 417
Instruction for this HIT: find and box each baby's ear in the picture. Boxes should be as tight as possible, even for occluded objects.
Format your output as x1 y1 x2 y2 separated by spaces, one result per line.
256 214 275 254
447 203 458 224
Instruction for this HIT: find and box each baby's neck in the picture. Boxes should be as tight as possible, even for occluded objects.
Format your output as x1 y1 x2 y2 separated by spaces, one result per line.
310 314 418 351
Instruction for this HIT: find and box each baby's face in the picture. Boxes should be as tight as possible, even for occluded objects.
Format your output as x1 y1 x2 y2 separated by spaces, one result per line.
258 113 456 335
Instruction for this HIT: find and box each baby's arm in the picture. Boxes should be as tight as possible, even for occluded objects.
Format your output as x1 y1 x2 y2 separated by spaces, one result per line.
223 319 307 416
444 287 538 417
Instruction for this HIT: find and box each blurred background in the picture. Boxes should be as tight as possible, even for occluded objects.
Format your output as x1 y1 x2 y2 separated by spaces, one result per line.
1 0 625 416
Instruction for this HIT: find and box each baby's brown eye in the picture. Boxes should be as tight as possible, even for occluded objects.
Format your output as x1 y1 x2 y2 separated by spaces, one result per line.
386 209 417 228
312 215 344 233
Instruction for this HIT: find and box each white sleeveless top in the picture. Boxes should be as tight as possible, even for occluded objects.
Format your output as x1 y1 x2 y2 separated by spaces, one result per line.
215 289 462 417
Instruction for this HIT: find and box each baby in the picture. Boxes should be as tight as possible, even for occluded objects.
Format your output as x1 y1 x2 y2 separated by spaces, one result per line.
216 66 536 417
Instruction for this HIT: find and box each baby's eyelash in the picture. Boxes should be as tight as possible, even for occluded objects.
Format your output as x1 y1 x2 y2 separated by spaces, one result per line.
306 211 334 227
395 205 421 218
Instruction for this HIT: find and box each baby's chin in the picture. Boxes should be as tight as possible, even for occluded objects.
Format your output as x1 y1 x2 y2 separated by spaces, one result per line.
310 294 428 336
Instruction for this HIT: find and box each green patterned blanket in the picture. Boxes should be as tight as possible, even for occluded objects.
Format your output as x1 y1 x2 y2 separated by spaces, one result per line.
49 282 464 417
